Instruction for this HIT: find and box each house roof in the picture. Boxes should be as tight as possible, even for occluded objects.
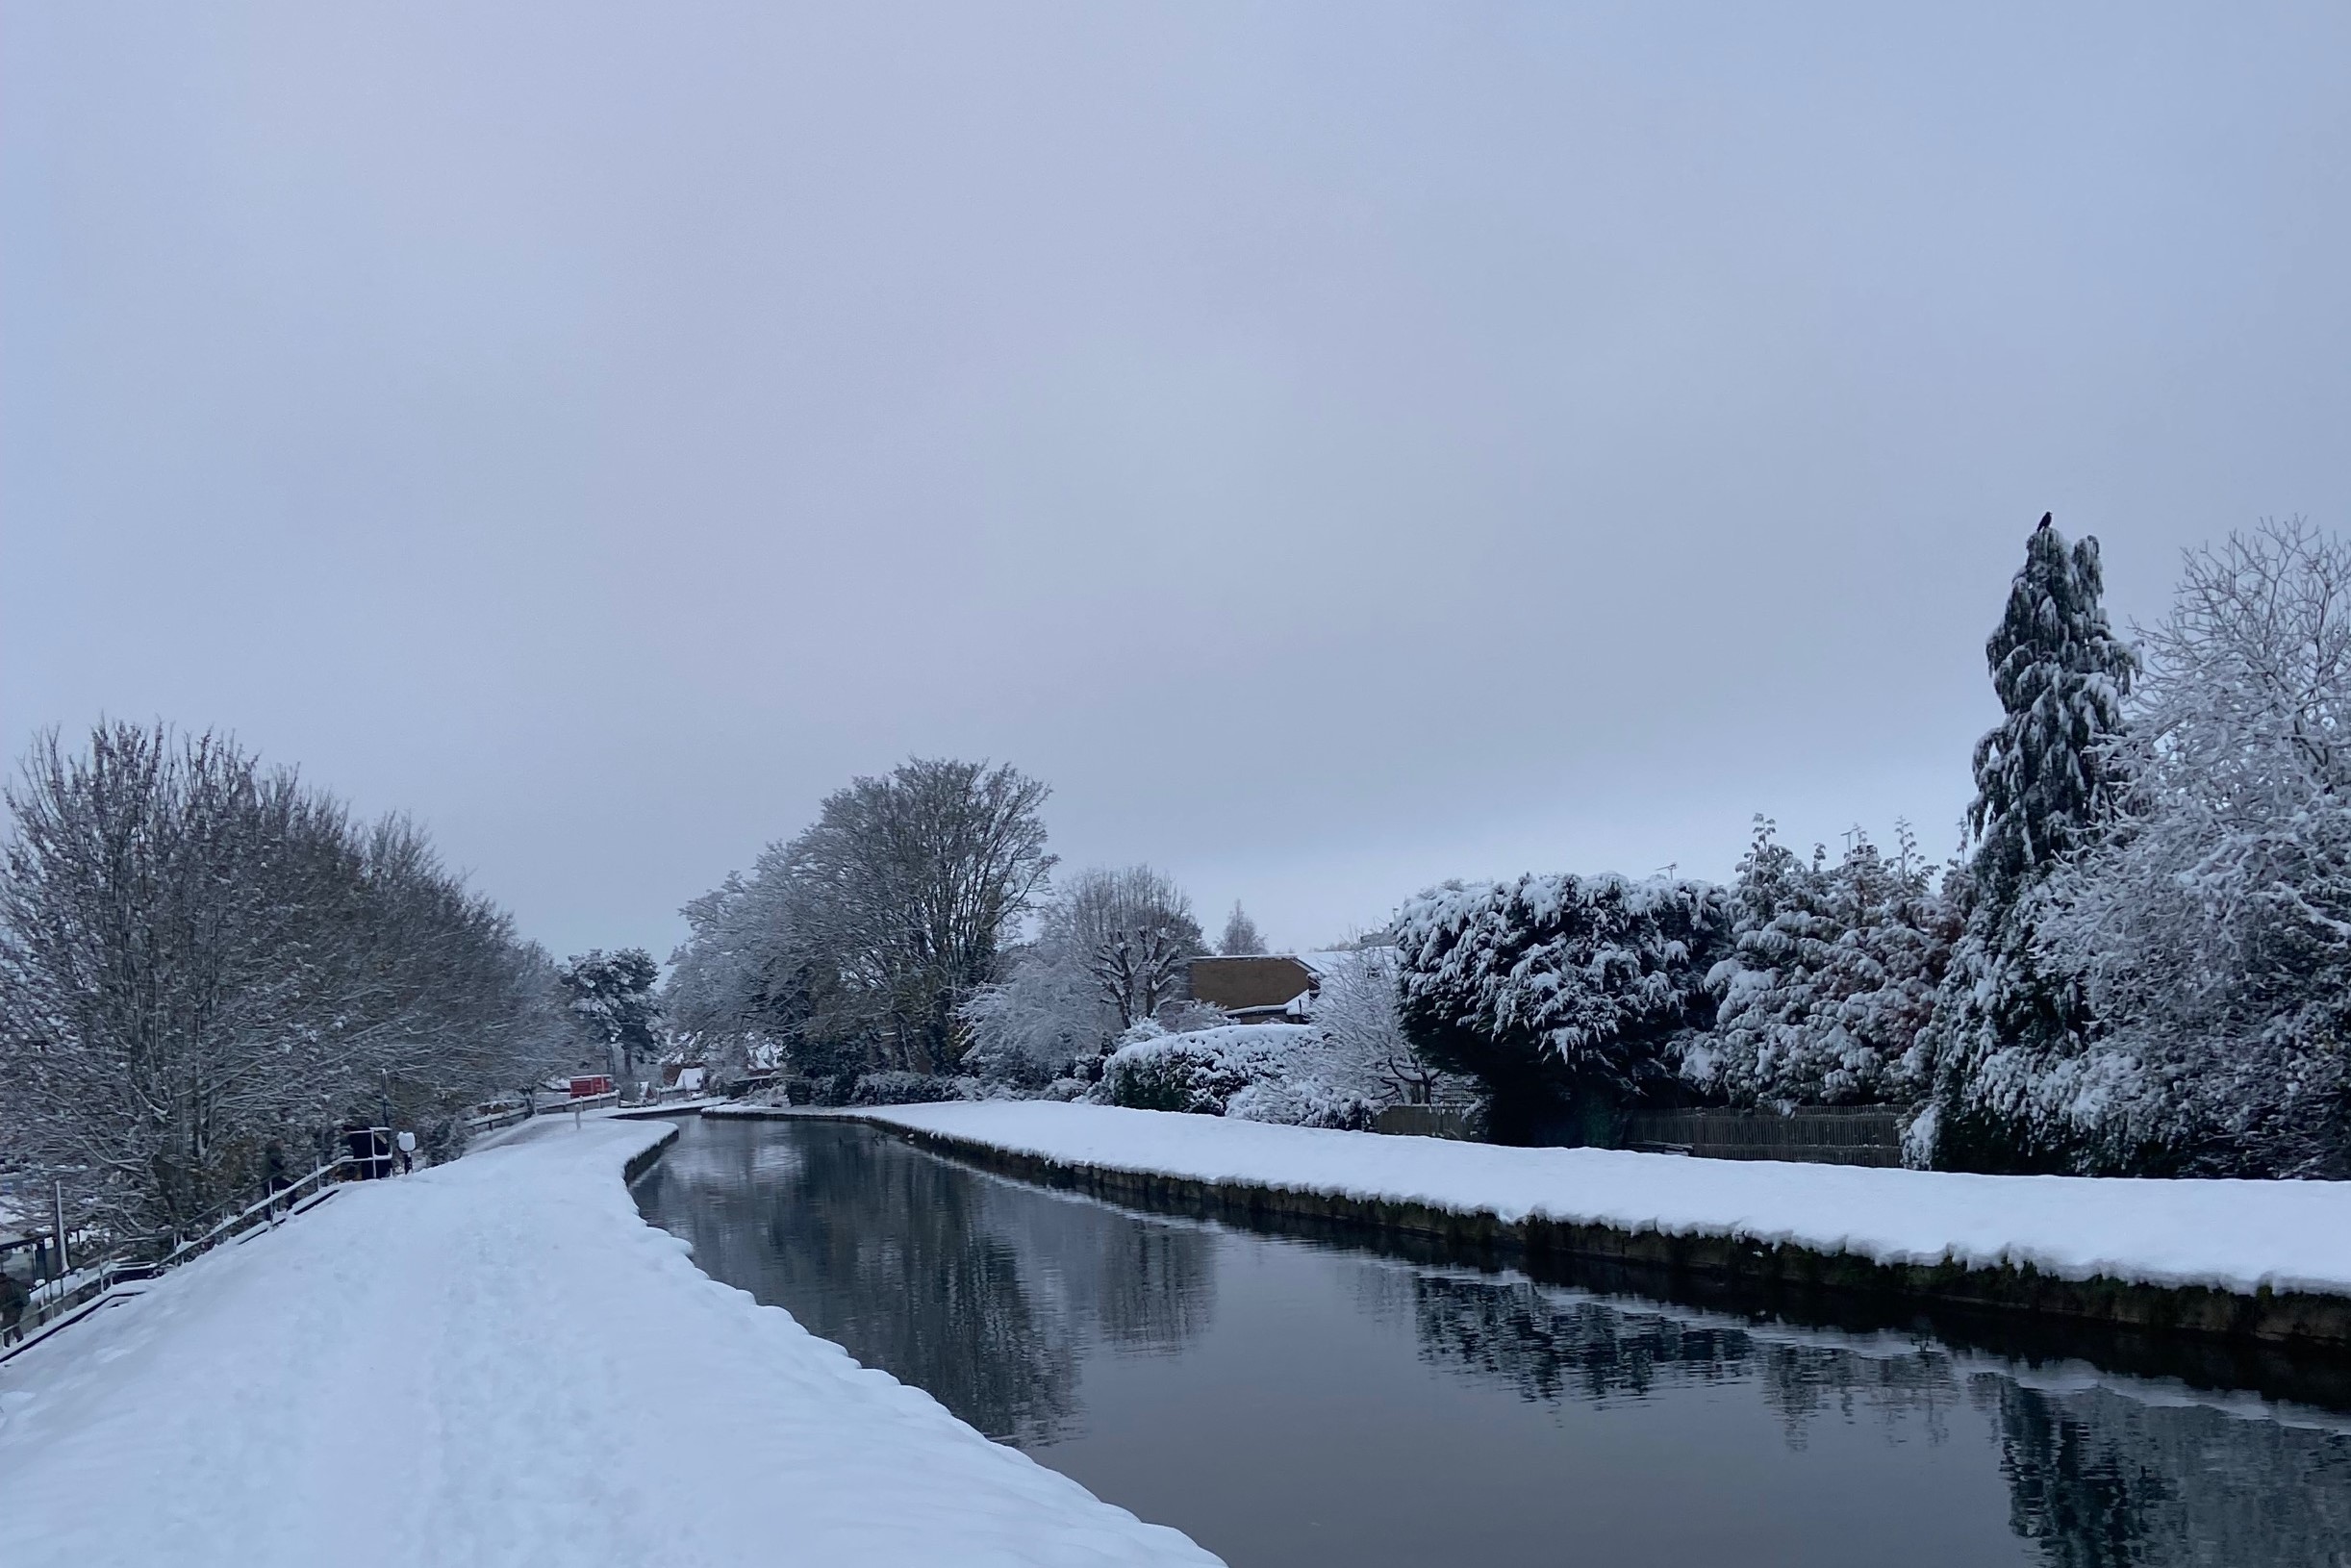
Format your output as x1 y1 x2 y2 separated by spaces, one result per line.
1185 954 1320 1011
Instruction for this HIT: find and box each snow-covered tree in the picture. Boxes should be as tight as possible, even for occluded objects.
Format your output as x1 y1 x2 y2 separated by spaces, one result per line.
1395 873 1732 1145
662 865 868 1093
665 758 1055 1086
957 865 1207 1088
781 759 1055 1073
2026 521 2351 1175
1919 516 2136 1171
1685 819 1955 1109
557 948 663 1088
1218 901 1266 956
956 939 1107 1089
1311 946 1459 1106
0 722 568 1244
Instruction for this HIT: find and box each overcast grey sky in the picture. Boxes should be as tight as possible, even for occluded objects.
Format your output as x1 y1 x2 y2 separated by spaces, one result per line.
4 3 2346 960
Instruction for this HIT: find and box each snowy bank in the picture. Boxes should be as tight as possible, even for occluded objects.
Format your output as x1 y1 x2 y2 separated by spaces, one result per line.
842 1101 2351 1335
0 1116 1218 1568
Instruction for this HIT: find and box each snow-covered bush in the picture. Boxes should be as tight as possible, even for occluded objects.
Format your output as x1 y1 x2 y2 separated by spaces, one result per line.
1395 873 1731 1144
1093 1021 1385 1128
848 1070 973 1106
1225 1078 1379 1131
957 951 1105 1089
1094 1023 1308 1114
1683 820 1955 1109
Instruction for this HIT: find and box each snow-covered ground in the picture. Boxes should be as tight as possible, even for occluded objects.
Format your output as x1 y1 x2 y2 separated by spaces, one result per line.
851 1101 2351 1300
0 1116 1218 1568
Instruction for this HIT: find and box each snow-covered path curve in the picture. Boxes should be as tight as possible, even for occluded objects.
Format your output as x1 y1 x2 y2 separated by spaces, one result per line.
0 1118 1219 1568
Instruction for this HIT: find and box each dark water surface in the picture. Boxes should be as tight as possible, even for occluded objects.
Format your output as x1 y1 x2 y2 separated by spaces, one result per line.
632 1115 2351 1567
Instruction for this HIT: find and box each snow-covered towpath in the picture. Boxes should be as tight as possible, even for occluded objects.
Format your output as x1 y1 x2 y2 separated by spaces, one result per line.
846 1101 2351 1301
0 1117 1219 1568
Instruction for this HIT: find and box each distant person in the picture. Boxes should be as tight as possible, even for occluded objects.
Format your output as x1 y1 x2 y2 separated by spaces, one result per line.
0 1266 28 1346
264 1141 291 1212
395 1129 417 1175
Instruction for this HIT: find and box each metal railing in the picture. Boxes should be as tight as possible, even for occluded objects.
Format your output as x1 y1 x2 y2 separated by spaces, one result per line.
2 1155 361 1364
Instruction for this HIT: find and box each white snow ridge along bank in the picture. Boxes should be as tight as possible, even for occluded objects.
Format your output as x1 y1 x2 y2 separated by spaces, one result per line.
0 1118 1221 1568
849 1101 2351 1302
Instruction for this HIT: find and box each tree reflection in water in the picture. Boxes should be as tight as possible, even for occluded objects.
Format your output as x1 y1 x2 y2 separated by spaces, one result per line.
1984 1379 2351 1567
1391 1270 2351 1565
633 1118 1213 1446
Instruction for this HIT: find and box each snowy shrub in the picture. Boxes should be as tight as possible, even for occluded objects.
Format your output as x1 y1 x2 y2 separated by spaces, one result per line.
1395 873 1731 1145
957 960 1101 1090
1094 1024 1322 1117
1685 820 1955 1110
1225 1078 1380 1131
847 1070 973 1106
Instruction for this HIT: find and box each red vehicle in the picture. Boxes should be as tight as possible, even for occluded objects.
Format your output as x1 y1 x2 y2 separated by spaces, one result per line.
568 1075 613 1100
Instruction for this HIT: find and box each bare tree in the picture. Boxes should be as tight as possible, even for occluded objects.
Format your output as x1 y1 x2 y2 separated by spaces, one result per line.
957 866 1209 1086
1058 867 1206 1031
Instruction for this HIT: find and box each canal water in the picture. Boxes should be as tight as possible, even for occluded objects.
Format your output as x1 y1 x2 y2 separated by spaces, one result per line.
632 1115 2351 1567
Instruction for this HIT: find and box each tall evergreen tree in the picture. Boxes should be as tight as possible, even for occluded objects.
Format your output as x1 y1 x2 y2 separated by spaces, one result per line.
1918 515 2136 1170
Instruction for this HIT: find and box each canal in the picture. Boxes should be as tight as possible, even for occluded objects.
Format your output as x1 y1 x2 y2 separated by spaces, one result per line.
632 1114 2351 1567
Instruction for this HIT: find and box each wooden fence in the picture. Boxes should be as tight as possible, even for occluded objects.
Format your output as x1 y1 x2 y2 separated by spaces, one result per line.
1374 1105 1479 1140
1618 1106 1907 1168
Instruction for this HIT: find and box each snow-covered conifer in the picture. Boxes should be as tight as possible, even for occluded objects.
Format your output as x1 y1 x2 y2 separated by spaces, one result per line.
1922 515 2136 1170
1689 820 1954 1109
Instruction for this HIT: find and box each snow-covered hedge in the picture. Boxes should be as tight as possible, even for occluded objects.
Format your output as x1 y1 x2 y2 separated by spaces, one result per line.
1395 873 1730 1143
1093 1024 1378 1130
848 1070 973 1106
